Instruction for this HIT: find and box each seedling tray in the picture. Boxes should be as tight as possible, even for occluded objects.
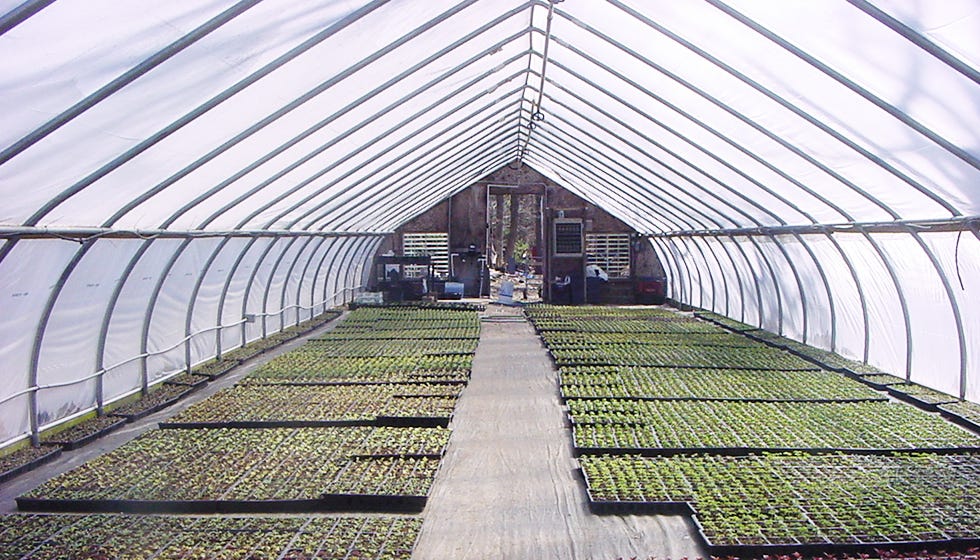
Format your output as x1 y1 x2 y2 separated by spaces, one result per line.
572 445 980 458
43 417 127 450
0 446 62 484
938 405 980 435
159 419 375 429
194 359 241 380
15 494 426 514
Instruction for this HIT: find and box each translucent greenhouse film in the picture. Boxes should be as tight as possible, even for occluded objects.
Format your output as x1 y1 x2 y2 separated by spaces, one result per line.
1 0 978 448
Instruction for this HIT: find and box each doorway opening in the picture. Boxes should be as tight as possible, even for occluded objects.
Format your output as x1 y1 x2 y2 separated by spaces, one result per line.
487 187 544 302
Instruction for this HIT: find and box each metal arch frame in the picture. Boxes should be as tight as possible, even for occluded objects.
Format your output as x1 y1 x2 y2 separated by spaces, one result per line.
182 237 254 370
290 237 334 326
546 39 841 337
305 237 343 322
723 234 765 325
317 121 522 232
540 33 836 344
253 82 533 232
342 238 381 303
542 94 744 228
762 234 810 343
300 89 533 231
368 151 516 234
791 232 836 348
214 237 268 357
11 0 395 235
706 0 980 173
822 231 871 359
259 237 311 338
526 126 732 309
693 235 734 318
239 238 289 346
0 0 265 166
534 95 773 316
339 139 519 234
847 227 914 379
607 0 959 218
527 123 755 314
541 73 786 227
107 5 534 228
308 113 526 231
551 10 862 224
322 237 366 308
846 0 980 85
163 47 533 233
905 227 968 398
0 0 56 36
647 238 682 303
315 238 356 312
544 50 819 226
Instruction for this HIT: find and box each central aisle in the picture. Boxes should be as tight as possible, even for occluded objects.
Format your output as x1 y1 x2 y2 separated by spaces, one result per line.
412 307 706 560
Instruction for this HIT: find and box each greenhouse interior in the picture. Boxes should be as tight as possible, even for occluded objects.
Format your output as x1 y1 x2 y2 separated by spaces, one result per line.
1 0 979 558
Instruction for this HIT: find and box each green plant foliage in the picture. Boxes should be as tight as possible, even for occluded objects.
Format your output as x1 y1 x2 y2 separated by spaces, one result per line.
559 366 882 401
580 453 980 547
550 343 818 370
0 514 421 559
940 400 980 426
569 400 980 451
168 384 458 424
248 350 472 384
23 427 449 502
305 338 477 357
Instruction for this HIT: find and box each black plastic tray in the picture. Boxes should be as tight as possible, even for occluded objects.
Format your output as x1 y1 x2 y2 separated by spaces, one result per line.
16 493 427 514
44 418 128 450
0 446 62 485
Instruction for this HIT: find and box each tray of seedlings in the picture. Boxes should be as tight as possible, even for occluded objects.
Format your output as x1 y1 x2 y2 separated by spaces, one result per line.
191 357 241 380
558 366 885 402
160 383 458 428
938 400 980 434
39 415 128 450
548 343 820 370
566 399 980 455
108 383 201 423
886 383 960 410
854 372 908 390
304 338 478 357
541 330 763 349
245 353 472 385
0 514 421 560
693 311 760 333
579 452 980 555
163 371 210 389
0 445 62 484
18 426 449 514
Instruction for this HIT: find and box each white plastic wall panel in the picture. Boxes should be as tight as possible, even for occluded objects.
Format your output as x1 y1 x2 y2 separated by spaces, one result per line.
685 238 725 313
35 240 141 426
724 0 980 216
262 238 308 333
920 231 979 400
308 239 342 319
0 241 77 442
780 235 834 349
186 238 252 364
832 234 908 377
875 232 962 396
101 240 184 404
145 239 223 382
719 236 763 326
803 234 867 357
218 238 274 354
242 240 287 343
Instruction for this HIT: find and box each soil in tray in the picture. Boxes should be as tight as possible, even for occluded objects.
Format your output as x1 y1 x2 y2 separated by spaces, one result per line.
40 415 126 449
108 383 196 420
0 445 61 483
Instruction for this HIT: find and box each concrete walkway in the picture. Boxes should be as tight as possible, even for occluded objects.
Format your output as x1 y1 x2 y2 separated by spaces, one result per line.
412 306 705 560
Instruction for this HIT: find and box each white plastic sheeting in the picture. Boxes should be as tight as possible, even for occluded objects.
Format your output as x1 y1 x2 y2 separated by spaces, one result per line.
1 0 978 445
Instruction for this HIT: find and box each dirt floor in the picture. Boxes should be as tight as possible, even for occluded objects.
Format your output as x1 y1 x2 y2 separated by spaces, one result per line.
411 304 706 559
